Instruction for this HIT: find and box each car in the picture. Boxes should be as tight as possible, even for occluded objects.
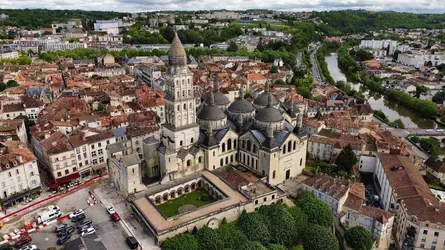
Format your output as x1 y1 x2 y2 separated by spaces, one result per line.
14 236 32 247
76 218 92 229
68 209 84 219
57 226 74 237
437 129 445 132
106 206 116 214
54 223 68 232
70 213 86 222
77 225 90 234
110 212 120 222
48 205 60 212
19 245 39 250
426 129 433 132
81 227 96 236
126 236 139 249
57 234 71 245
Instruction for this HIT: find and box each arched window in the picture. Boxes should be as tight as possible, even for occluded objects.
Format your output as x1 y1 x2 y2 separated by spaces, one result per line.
243 154 246 163
220 158 224 167
282 145 286 154
230 155 233 162
222 143 226 152
188 79 190 85
225 157 228 164
247 156 250 166
189 103 192 108
246 140 251 151
273 170 276 179
183 103 187 110
252 144 257 153
180 141 183 146
188 90 191 96
182 79 184 85
300 158 303 166
176 80 179 86
186 160 191 167
198 156 202 163
182 90 185 97
242 140 245 149
177 105 180 111
288 141 292 153
227 139 232 150
234 139 237 149
191 137 194 143
177 91 179 97
293 141 296 150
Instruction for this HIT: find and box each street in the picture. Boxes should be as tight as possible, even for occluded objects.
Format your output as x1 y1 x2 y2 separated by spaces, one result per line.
310 48 325 85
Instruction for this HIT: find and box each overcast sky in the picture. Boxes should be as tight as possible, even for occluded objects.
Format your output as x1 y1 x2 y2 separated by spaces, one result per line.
0 0 444 13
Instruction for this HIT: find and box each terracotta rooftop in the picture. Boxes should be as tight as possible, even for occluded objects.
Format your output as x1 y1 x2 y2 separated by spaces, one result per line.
303 174 349 200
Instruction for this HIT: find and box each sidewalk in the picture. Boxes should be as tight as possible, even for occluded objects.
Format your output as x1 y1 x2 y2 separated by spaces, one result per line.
93 180 159 250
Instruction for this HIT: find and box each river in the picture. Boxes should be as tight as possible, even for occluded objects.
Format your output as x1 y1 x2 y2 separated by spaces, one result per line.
325 53 436 129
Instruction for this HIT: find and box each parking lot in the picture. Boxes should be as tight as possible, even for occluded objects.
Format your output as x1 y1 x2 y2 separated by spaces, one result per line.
1 186 131 250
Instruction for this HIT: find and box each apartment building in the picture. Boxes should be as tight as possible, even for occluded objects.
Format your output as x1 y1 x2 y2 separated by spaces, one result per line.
0 140 42 209
373 153 445 250
0 119 28 145
302 174 394 249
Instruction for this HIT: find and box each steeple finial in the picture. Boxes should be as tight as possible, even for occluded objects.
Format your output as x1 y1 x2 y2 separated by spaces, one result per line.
214 75 220 92
209 90 215 105
239 88 244 100
267 92 273 107
265 81 270 93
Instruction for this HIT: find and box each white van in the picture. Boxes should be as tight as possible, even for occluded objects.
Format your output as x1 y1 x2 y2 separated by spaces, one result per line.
37 210 62 224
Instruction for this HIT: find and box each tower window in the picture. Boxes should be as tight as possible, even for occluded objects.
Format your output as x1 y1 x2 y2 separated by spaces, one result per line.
187 160 191 167
177 105 180 111
180 141 183 146
191 138 194 143
184 103 187 110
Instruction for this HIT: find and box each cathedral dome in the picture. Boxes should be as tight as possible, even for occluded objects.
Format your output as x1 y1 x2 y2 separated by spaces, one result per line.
168 32 187 66
254 93 284 123
198 105 227 121
204 91 230 106
253 82 279 110
228 98 255 113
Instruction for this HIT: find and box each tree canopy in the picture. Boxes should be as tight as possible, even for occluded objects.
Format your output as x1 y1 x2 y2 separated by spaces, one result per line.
294 191 334 228
335 144 358 174
196 226 223 250
236 211 271 244
344 226 373 250
161 233 199 250
303 224 339 250
258 204 298 247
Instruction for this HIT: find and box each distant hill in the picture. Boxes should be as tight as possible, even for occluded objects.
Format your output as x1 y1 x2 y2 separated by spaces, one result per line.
0 9 127 30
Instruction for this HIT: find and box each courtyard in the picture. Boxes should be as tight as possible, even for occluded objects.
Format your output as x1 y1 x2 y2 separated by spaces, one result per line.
156 188 216 217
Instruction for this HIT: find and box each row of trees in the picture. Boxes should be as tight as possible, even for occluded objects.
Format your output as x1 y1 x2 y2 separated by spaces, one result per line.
385 89 438 119
411 136 440 156
0 56 32 65
162 192 341 250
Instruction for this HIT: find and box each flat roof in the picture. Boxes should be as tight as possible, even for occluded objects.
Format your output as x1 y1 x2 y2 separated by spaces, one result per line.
132 171 248 233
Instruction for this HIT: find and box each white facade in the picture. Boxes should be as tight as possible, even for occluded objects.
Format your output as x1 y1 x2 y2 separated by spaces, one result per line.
0 51 19 60
397 53 445 68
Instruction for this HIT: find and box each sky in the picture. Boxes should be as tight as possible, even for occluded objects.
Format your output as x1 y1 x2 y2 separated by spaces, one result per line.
0 0 444 13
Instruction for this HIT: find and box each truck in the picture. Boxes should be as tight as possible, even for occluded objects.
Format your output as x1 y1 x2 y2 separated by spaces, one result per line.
36 210 62 224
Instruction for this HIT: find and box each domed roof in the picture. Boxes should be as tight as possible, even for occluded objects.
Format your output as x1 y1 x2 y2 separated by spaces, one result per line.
168 32 187 66
255 106 284 123
205 91 230 106
198 105 227 121
228 98 255 113
254 93 284 123
198 91 227 121
253 92 279 107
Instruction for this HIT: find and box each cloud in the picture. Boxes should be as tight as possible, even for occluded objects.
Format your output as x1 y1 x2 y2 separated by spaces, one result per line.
0 0 444 13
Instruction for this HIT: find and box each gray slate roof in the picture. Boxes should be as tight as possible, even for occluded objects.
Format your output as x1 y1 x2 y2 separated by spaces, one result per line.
197 105 227 121
228 99 255 113
254 106 284 123
204 91 230 106
253 92 279 107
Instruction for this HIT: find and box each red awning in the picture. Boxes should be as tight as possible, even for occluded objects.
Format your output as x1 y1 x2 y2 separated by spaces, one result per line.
55 173 81 184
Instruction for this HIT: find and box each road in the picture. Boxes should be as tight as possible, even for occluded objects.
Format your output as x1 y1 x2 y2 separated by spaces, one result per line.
309 48 326 85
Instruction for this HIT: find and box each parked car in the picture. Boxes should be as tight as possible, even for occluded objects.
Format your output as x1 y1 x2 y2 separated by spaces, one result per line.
70 213 86 222
110 212 120 222
57 234 71 245
68 209 84 219
14 236 32 247
437 129 444 132
54 223 68 232
106 206 116 214
57 226 74 238
77 225 90 234
76 219 92 229
81 227 96 236
19 245 39 250
0 244 14 250
126 236 139 249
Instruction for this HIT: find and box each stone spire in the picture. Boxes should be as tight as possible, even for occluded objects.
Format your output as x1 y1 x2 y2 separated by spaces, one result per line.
265 81 270 93
267 92 273 107
209 90 215 105
168 32 187 66
239 88 245 100
214 75 220 92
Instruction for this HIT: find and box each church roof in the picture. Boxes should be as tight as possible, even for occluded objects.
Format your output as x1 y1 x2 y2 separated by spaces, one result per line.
228 98 255 113
255 106 283 123
204 91 230 106
253 92 279 107
198 105 227 121
168 32 187 66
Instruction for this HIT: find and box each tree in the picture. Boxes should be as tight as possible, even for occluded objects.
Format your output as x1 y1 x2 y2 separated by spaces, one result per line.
344 226 373 250
410 136 420 143
6 80 18 88
297 193 334 228
294 190 316 205
238 241 268 250
0 82 6 91
258 204 298 247
217 223 247 249
236 212 270 244
287 206 308 240
335 144 358 174
415 85 428 98
161 234 199 250
303 225 339 250
268 244 287 250
432 91 445 104
227 41 238 52
196 226 223 250
420 138 440 156
270 65 279 74
373 110 389 123
389 119 405 129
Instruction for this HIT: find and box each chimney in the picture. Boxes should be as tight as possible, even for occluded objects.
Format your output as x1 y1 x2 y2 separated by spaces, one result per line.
16 155 23 163
52 141 57 146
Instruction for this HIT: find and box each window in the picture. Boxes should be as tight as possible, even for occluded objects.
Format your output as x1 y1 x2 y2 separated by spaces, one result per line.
435 232 440 237
246 140 251 151
300 158 303 166
132 168 135 174
99 157 104 163
213 151 215 156
263 197 267 202
98 149 103 155
92 151 97 157
293 141 296 150
228 139 232 150
187 160 191 167
8 172 11 177
191 137 194 143
79 162 83 167
30 171 34 176
92 159 98 165
98 142 101 147
85 160 88 165
198 157 202 163
16 169 19 174
76 148 80 154
220 159 224 167
420 244 425 248
73 167 77 172
107 140 110 144
65 170 69 175
272 194 275 199
255 200 258 205
272 170 276 179
222 143 226 152
424 230 428 235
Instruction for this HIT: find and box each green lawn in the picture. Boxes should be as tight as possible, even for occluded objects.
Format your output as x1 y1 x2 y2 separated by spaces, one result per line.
157 189 216 218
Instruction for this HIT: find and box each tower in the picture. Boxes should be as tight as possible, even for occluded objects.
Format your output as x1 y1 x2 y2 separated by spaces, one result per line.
161 32 200 151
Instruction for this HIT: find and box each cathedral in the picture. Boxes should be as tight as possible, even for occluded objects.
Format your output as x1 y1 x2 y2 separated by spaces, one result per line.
149 33 307 187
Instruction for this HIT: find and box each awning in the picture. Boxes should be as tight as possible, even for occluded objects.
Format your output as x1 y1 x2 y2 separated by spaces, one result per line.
2 186 42 205
55 172 81 184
